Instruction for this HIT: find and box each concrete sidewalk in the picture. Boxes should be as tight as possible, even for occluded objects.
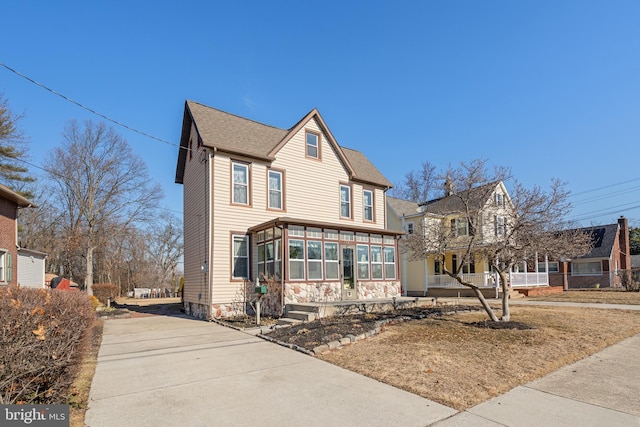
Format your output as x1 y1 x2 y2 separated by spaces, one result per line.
435 333 640 426
85 313 640 427
84 315 455 427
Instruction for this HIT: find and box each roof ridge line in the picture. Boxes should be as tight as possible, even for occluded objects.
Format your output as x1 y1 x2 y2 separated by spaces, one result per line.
186 100 287 132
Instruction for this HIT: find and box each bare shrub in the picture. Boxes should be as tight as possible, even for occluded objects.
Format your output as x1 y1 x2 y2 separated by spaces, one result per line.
620 269 640 292
92 283 120 305
0 287 95 404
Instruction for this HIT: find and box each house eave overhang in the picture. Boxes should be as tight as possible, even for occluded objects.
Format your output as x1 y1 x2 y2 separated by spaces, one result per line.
248 217 404 237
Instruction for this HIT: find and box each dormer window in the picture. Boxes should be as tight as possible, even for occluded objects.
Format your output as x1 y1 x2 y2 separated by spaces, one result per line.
306 131 320 159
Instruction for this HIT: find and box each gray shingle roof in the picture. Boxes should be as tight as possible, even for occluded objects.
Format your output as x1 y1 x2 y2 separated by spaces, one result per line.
419 182 499 215
176 101 392 187
576 223 618 259
387 197 420 217
188 100 288 158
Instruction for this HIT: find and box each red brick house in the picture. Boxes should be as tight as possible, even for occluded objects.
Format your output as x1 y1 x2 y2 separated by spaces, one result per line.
547 216 631 289
0 184 36 286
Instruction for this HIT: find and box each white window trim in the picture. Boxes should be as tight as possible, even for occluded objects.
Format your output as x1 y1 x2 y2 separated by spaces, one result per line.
324 242 339 280
288 239 305 281
371 246 383 280
363 189 374 222
307 240 323 281
306 131 320 159
232 235 250 279
384 247 396 280
357 244 370 280
340 184 351 219
232 162 250 205
268 169 283 210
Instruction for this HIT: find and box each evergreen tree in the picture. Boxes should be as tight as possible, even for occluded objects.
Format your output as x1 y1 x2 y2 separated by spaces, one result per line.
0 94 35 196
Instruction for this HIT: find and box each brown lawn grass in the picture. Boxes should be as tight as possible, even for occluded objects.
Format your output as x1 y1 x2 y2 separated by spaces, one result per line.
69 320 103 427
318 305 640 410
528 290 640 305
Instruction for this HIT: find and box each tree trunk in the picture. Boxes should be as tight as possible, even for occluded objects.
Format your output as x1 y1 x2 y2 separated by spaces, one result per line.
471 286 500 322
499 271 511 321
86 246 94 296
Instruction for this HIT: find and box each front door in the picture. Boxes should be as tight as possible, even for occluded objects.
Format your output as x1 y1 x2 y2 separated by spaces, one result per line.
341 245 357 300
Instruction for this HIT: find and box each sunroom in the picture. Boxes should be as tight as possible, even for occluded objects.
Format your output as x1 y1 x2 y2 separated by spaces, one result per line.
248 218 403 309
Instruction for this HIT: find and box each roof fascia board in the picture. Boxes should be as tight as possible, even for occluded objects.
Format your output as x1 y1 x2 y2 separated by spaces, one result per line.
267 109 356 177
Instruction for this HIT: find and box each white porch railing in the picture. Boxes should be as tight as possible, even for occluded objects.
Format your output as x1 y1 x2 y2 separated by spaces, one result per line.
427 272 549 288
428 273 497 288
509 272 549 287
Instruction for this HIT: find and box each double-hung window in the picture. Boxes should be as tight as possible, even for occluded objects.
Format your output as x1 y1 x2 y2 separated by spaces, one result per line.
306 131 320 159
0 250 10 282
340 185 351 218
307 241 323 280
232 235 249 279
452 218 469 237
495 216 505 237
232 162 250 205
357 245 369 280
384 247 396 279
324 242 339 280
289 239 305 280
371 246 383 279
363 190 373 222
268 170 283 210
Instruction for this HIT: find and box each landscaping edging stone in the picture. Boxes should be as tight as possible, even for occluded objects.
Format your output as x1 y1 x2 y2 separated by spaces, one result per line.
257 307 480 356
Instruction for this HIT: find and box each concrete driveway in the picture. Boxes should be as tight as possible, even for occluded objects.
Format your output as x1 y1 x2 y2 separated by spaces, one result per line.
85 315 455 427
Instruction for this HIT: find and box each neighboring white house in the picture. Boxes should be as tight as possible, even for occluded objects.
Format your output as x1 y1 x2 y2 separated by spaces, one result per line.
175 101 402 319
17 248 47 289
387 181 549 297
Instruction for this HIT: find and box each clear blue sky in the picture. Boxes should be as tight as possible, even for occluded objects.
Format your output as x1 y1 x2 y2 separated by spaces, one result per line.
2 1 639 226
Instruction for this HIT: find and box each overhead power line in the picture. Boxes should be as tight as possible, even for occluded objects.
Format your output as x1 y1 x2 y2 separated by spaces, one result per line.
0 61 185 151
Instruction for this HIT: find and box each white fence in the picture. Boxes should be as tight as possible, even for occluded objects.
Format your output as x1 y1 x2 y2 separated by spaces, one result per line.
428 272 548 288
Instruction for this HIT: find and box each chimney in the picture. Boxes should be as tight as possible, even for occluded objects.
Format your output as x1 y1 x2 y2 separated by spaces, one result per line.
618 216 631 270
444 177 454 196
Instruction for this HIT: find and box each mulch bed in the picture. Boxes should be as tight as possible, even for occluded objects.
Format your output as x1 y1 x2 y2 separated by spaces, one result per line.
264 305 482 352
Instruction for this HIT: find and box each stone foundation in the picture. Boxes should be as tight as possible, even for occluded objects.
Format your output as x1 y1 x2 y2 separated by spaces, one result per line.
357 281 401 299
284 282 342 304
284 281 402 305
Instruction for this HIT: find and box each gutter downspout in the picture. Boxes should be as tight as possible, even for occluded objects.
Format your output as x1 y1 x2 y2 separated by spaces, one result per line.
401 216 407 296
207 149 215 318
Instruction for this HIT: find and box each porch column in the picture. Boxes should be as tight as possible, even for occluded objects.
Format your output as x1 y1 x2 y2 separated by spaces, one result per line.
423 258 428 296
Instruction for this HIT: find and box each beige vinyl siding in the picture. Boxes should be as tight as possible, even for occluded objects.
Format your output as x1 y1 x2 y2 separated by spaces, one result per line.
207 117 390 306
182 124 210 307
211 153 272 303
271 118 386 229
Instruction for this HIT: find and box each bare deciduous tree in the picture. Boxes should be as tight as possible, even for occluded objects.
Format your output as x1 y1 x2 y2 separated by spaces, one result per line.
404 159 593 322
146 213 183 292
388 161 438 203
45 120 162 295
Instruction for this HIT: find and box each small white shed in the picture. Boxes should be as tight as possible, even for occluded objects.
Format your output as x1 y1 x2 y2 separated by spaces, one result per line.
17 248 48 289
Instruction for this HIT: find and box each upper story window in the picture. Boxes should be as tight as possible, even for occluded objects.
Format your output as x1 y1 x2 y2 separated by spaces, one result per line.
306 131 320 159
495 192 504 208
268 169 284 210
495 215 505 237
340 184 351 219
232 161 250 205
451 218 470 237
363 190 374 222
406 222 415 235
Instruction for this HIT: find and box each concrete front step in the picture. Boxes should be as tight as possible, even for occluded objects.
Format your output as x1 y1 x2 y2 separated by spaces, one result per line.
286 310 318 322
286 303 318 314
276 317 303 326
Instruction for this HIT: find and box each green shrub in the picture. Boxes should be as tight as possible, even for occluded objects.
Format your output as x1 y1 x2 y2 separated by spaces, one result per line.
92 283 120 305
0 286 95 404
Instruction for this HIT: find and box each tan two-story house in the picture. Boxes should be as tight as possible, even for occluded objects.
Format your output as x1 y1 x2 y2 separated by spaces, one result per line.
175 101 401 319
